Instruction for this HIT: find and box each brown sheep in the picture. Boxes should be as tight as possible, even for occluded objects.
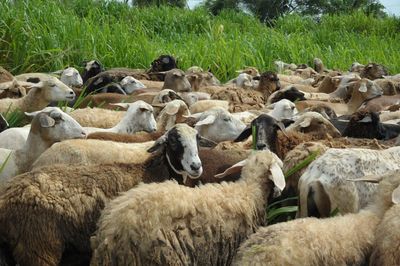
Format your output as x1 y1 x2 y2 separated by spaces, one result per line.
360 63 389 80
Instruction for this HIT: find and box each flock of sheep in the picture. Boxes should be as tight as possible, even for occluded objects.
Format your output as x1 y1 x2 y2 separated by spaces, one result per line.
0 54 399 265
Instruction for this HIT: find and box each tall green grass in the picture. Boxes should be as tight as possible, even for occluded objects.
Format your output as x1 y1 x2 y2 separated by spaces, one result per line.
1 0 400 82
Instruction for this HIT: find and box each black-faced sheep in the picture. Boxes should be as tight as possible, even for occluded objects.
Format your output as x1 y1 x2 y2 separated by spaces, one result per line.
90 150 285 265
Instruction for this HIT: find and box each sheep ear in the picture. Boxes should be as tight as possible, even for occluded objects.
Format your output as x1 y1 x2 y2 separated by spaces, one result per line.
151 103 167 108
164 102 180 115
198 136 217 148
269 162 285 191
65 71 74 77
38 113 56 128
299 117 311 128
138 103 151 112
234 126 251 142
25 110 42 117
195 115 216 126
347 175 383 183
27 81 44 89
392 185 400 204
214 159 247 179
110 103 130 109
147 135 167 153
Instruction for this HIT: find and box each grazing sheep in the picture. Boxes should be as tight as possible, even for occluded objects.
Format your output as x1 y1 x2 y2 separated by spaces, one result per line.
233 171 400 266
90 150 285 266
0 124 208 266
298 146 400 218
0 74 75 112
83 101 157 135
0 107 86 181
194 107 246 142
360 62 389 80
370 202 400 265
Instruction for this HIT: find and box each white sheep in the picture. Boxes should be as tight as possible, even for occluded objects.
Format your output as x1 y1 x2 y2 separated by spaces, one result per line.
233 170 400 266
83 101 156 134
265 98 298 121
194 107 246 142
0 107 86 181
0 74 75 112
90 150 285 265
119 76 146 94
298 146 400 218
59 67 83 87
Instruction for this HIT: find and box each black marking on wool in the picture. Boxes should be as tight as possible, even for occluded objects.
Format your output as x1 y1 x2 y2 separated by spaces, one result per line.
26 77 40 83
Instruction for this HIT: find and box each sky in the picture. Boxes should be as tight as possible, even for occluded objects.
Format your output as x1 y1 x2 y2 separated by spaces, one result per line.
188 0 400 16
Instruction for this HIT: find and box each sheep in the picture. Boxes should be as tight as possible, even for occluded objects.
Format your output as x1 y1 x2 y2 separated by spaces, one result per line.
148 54 177 75
186 70 220 91
374 78 399 95
360 62 389 80
225 73 257 89
0 75 75 113
94 76 147 95
358 94 400 113
233 170 400 266
178 91 210 107
58 66 83 88
70 107 125 128
0 126 30 150
155 99 190 131
303 104 337 120
370 202 400 265
90 150 285 266
274 60 297 73
266 86 306 104
83 101 157 135
193 107 246 142
0 107 86 181
350 62 365 73
162 68 192 92
0 124 209 266
298 146 400 218
189 99 229 114
341 110 400 140
81 60 104 83
264 99 298 121
0 79 27 99
234 112 341 159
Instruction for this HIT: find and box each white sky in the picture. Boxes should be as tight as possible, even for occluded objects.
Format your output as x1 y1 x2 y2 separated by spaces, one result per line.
188 0 400 16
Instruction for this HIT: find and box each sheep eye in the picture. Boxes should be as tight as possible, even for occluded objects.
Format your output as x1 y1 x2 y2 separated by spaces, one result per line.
223 118 231 122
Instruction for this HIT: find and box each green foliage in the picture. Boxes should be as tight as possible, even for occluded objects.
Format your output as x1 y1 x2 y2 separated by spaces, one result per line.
0 0 399 83
132 0 187 8
2 106 26 128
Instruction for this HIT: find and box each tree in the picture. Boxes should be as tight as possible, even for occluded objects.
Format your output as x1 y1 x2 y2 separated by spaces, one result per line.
202 0 242 15
132 0 187 8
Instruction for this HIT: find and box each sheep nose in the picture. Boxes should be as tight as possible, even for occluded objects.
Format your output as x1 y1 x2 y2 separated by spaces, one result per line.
190 163 201 171
256 143 267 150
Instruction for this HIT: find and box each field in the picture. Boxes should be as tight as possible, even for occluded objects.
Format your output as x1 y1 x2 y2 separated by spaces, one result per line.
1 0 400 82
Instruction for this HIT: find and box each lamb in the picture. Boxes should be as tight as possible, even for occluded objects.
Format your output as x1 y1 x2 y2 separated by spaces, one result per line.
0 74 75 113
0 107 86 181
0 124 208 266
298 146 400 218
83 101 157 135
233 170 400 266
194 107 246 142
90 150 285 266
370 201 400 265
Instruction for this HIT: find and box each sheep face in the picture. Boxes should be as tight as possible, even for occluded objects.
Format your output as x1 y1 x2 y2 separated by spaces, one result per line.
268 99 298 121
256 71 281 96
350 62 365 73
343 111 385 139
163 69 192 93
148 124 203 178
236 73 254 89
186 72 220 91
150 55 177 73
118 101 157 133
347 79 382 107
153 89 183 105
26 107 86 142
195 108 246 143
31 78 76 101
81 60 103 82
237 66 260 77
235 114 284 152
157 100 190 131
60 67 83 87
361 63 389 80
289 112 341 138
120 76 146 94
